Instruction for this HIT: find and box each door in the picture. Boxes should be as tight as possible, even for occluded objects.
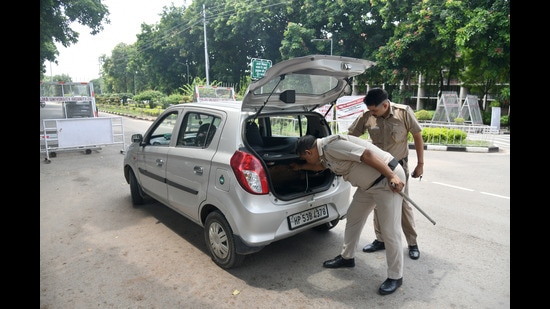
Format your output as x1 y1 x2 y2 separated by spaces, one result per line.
165 110 223 219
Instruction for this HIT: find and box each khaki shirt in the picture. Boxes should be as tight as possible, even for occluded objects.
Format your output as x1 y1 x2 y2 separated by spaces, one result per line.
317 135 394 191
347 102 422 161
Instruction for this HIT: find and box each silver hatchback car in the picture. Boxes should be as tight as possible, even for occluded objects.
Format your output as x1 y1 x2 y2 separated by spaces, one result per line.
123 55 375 269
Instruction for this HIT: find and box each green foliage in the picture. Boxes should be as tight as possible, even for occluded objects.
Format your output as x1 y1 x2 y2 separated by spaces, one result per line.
496 86 510 108
414 110 433 121
391 88 414 104
133 90 165 108
163 93 185 108
500 115 509 126
454 117 465 124
40 0 109 80
178 77 222 98
422 127 467 145
482 110 492 125
43 0 509 111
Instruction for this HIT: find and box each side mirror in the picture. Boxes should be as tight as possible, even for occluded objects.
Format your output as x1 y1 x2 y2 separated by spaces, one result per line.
131 134 143 144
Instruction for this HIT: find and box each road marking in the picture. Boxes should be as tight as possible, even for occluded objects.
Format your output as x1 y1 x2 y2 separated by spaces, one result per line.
480 192 510 200
431 182 510 199
432 182 474 191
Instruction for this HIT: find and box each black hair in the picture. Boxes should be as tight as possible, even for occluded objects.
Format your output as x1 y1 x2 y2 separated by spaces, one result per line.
295 135 317 154
363 88 388 106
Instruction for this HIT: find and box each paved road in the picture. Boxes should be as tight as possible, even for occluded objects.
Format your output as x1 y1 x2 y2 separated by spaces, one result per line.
40 114 510 308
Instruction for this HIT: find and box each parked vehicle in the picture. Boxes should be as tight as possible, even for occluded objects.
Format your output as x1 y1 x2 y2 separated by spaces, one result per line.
39 82 98 118
123 55 376 269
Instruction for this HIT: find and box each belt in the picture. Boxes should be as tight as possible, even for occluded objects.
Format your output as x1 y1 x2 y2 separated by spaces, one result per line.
368 158 399 190
398 156 407 166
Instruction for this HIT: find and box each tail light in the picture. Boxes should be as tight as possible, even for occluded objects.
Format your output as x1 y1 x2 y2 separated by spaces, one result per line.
230 150 269 194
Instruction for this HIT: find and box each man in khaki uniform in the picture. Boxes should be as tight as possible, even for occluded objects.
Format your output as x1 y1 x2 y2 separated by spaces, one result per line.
292 134 407 295
348 88 424 260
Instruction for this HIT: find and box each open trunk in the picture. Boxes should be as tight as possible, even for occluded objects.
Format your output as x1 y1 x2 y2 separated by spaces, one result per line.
244 113 335 201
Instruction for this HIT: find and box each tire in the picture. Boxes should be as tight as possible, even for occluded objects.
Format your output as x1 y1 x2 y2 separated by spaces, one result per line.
313 218 339 231
128 169 145 206
204 211 245 269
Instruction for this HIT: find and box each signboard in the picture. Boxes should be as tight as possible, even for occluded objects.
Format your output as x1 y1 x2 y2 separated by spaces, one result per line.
314 96 366 132
251 58 272 80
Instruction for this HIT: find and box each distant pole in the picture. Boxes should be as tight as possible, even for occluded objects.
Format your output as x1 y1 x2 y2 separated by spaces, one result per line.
186 61 190 84
203 4 210 85
311 38 333 55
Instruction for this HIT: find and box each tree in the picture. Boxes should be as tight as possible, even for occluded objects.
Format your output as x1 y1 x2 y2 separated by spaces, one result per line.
371 0 509 110
93 0 509 111
103 43 136 93
40 0 110 80
456 0 510 110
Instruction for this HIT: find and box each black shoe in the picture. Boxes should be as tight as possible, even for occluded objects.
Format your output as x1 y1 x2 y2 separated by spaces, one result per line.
378 278 403 295
362 240 385 252
408 245 420 260
322 255 355 268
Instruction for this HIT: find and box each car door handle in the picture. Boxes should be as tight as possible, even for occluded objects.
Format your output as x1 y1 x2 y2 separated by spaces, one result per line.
156 158 164 166
194 166 203 175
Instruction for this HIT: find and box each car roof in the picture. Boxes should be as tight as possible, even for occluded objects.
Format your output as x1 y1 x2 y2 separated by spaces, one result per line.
242 54 375 113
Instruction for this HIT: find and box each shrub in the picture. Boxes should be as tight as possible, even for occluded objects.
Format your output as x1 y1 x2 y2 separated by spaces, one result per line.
500 115 509 126
415 109 432 121
421 127 467 144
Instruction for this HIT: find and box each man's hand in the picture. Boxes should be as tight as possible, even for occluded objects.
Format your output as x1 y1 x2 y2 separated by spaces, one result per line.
389 178 404 192
411 164 424 178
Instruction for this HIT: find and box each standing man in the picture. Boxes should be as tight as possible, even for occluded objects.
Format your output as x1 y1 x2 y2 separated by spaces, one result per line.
348 88 424 260
292 134 407 295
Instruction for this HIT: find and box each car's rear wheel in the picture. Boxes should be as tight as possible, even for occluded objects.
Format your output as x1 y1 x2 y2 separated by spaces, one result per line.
204 211 245 269
128 169 145 206
313 218 339 231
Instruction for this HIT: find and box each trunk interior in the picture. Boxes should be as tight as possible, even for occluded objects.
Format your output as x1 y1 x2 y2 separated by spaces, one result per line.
244 114 334 201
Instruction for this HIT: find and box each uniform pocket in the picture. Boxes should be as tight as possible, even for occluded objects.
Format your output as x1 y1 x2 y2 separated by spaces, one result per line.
391 125 408 143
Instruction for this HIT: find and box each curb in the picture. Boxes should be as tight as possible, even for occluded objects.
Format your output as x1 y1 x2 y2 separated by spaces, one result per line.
409 144 499 153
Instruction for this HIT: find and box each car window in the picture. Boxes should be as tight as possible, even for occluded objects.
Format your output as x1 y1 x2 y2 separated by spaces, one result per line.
255 114 328 140
146 111 179 146
177 112 221 148
268 115 305 137
252 74 337 96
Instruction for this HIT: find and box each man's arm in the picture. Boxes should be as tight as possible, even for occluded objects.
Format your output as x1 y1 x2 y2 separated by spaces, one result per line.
411 131 424 178
360 149 404 192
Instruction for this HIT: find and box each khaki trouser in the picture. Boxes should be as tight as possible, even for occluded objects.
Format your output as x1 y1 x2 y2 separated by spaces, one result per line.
373 158 418 246
340 165 406 280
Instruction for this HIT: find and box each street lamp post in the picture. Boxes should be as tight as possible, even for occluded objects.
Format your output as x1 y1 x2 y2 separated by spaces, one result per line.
185 61 190 84
311 38 333 55
134 71 137 95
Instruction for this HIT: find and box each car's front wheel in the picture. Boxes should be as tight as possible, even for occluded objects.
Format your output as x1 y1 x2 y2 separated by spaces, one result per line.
128 169 145 206
204 211 245 269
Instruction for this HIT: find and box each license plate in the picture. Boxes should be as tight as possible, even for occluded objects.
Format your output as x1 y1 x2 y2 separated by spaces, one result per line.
287 205 329 230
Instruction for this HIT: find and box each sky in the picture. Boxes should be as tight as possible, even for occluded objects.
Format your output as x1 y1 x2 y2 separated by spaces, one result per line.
45 0 182 82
